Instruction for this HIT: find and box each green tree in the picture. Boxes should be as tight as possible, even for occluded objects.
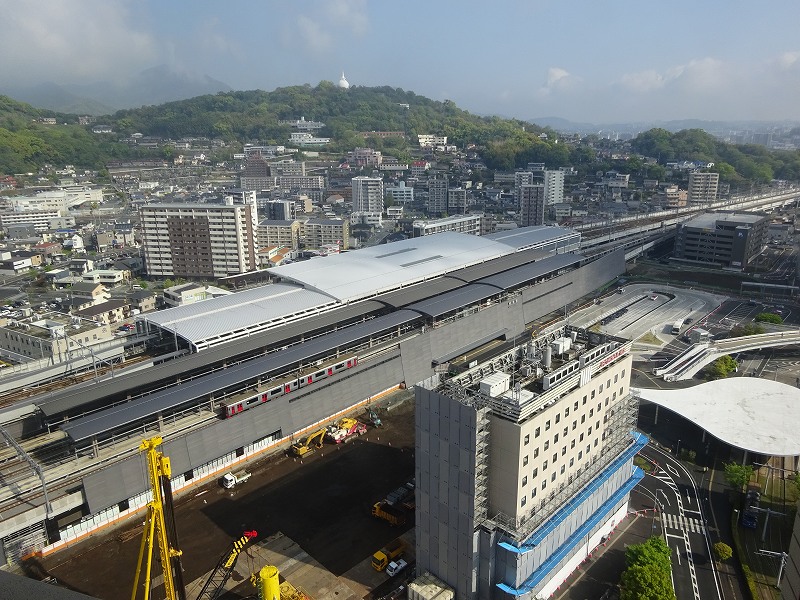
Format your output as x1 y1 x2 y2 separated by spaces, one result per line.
713 542 733 563
723 462 754 490
706 355 738 379
729 323 765 337
625 536 672 574
621 537 675 600
620 563 676 600
754 312 782 324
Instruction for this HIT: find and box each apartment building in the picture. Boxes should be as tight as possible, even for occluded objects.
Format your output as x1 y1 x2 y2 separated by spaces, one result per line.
543 170 565 206
418 134 448 148
519 184 547 227
240 153 273 193
447 188 467 214
257 219 300 251
687 172 719 205
302 218 350 251
351 176 384 213
412 214 482 237
348 147 383 167
416 327 643 599
427 175 449 214
139 201 258 278
386 181 415 205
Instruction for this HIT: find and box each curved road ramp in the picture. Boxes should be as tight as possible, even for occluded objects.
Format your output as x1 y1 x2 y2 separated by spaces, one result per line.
653 330 800 381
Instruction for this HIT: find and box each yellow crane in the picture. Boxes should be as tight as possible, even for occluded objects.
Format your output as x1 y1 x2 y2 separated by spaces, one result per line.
131 436 187 600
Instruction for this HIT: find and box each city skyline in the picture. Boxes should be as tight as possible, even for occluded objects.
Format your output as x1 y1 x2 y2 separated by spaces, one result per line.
1 0 800 124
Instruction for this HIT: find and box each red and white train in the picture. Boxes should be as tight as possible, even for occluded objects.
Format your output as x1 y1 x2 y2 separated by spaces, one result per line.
220 355 358 418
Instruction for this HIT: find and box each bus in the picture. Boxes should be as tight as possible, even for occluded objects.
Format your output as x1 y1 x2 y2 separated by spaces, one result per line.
671 319 683 335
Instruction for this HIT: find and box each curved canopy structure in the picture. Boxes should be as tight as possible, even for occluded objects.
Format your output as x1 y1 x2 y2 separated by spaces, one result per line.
635 378 800 456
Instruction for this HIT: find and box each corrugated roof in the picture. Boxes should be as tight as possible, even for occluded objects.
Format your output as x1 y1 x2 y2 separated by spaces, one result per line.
141 284 338 350
407 283 501 318
484 225 578 251
477 254 583 290
267 232 514 303
61 310 421 442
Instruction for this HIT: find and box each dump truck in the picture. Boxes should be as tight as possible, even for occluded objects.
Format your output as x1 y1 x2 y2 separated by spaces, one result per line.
326 417 367 443
372 539 406 571
221 469 251 489
372 501 409 527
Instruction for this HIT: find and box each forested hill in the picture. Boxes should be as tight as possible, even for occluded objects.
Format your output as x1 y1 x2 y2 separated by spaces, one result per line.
1 83 799 184
108 83 556 159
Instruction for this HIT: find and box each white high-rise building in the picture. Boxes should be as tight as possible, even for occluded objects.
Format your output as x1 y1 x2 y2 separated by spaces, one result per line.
543 170 565 206
688 172 719 205
351 176 384 213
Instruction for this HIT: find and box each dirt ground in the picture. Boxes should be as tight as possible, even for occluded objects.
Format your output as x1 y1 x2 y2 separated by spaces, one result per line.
38 393 416 600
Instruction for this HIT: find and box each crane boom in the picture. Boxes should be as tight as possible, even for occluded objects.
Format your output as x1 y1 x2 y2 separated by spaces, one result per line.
195 530 258 600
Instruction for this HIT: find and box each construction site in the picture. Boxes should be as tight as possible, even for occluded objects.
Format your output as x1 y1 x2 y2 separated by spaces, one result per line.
35 392 419 600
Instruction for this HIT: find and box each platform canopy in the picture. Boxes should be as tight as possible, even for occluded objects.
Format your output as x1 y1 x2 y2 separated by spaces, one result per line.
635 378 800 456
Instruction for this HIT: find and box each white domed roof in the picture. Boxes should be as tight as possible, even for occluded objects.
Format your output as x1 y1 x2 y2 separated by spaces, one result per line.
338 71 350 89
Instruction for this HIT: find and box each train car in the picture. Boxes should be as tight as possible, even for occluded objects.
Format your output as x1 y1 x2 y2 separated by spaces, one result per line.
219 355 358 418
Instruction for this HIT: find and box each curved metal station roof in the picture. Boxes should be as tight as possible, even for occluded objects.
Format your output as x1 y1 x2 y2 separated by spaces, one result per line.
635 378 800 456
267 232 515 303
142 284 338 350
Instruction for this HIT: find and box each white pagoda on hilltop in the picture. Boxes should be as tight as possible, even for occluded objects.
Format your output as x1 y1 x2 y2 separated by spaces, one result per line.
338 72 350 89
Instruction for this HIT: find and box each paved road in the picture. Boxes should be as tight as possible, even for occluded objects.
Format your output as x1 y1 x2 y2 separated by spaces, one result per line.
638 444 723 600
571 283 725 343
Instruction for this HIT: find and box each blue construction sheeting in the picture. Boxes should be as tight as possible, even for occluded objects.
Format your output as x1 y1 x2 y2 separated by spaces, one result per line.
499 431 648 554
496 467 645 597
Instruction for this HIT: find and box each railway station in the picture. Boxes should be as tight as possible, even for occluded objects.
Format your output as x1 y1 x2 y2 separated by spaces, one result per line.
0 225 624 567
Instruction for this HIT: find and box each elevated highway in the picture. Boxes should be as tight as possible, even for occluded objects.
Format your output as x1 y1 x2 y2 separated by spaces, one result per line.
653 330 800 381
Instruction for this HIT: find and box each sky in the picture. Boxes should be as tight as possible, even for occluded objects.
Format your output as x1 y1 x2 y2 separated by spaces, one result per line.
2 0 800 124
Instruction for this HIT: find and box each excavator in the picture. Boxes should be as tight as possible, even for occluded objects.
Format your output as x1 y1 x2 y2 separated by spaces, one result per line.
289 427 327 457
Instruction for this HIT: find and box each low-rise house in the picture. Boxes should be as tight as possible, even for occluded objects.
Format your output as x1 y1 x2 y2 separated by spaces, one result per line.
163 282 207 307
129 290 157 314
73 299 129 326
82 269 131 286
69 282 110 305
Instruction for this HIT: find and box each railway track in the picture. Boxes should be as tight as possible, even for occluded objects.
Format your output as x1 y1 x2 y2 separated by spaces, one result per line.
0 353 153 409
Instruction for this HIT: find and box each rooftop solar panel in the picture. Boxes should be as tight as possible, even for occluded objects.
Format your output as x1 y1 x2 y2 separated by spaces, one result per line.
61 310 421 442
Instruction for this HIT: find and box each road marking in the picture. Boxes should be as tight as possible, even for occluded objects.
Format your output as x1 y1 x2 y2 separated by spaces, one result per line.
675 546 681 565
666 463 680 477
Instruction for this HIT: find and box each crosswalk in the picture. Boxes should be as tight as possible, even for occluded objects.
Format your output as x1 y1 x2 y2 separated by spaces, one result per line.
661 512 705 534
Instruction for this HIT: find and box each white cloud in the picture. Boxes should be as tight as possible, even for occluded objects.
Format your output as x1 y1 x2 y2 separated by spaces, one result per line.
290 0 369 56
620 69 667 93
537 67 580 97
296 15 334 54
0 0 158 85
776 51 800 70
